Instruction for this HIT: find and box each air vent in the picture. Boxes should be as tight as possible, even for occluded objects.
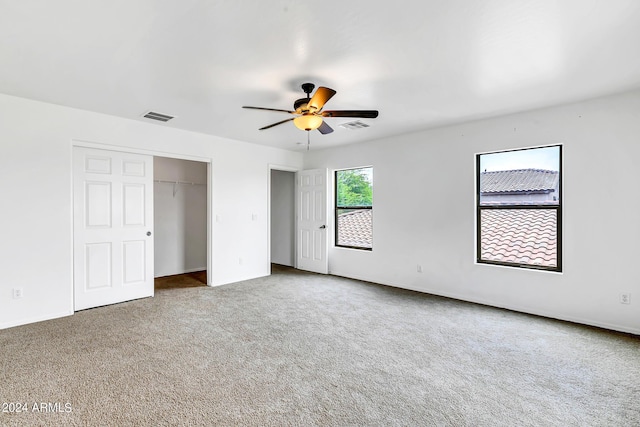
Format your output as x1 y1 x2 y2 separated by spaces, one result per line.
142 111 175 122
339 120 370 130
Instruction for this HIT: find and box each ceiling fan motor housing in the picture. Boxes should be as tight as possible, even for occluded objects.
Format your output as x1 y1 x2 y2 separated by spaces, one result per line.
294 98 309 111
294 83 316 112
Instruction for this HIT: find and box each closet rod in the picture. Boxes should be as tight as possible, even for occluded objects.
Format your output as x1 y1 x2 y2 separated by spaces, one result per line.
153 179 205 186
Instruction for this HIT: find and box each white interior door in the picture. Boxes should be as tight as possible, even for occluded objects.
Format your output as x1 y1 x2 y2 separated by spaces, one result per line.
73 146 154 311
296 169 328 274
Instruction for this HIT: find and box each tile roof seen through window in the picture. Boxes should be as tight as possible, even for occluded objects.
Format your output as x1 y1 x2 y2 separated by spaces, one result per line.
480 209 557 267
337 209 372 249
480 169 558 194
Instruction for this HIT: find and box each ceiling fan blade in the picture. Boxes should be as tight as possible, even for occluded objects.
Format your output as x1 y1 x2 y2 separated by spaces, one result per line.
317 121 334 135
243 106 295 114
308 87 336 111
258 117 295 130
322 110 379 118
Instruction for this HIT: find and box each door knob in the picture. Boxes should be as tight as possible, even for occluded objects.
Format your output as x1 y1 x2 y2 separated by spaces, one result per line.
319 225 326 229
146 231 152 236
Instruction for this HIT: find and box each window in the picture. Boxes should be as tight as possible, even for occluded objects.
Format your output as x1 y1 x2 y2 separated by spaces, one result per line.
335 167 373 250
477 145 562 271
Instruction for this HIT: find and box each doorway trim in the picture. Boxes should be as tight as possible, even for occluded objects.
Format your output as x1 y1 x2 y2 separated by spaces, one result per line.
268 164 300 269
72 139 213 287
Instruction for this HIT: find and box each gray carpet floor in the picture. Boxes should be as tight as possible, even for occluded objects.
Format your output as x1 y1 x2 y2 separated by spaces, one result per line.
1 265 639 426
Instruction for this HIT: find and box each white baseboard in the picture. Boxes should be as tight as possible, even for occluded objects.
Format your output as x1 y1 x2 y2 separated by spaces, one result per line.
329 270 640 336
0 310 74 331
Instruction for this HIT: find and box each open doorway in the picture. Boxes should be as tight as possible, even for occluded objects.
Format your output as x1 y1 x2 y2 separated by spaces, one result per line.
154 157 208 290
270 169 296 269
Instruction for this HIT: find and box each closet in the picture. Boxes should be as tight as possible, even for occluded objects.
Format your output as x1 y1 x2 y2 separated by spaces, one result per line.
154 157 207 278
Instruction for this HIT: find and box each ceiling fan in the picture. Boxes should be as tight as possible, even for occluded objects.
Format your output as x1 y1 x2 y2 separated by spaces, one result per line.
242 83 379 135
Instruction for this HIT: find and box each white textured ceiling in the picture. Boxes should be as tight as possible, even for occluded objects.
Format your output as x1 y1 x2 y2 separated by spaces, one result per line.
1 0 640 151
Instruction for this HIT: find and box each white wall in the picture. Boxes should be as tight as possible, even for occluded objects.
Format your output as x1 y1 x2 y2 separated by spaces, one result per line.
305 89 640 335
0 93 303 329
154 157 207 277
4 89 639 334
270 169 295 266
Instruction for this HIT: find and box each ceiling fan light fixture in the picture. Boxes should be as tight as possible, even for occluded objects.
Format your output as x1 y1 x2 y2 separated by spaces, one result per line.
293 114 323 131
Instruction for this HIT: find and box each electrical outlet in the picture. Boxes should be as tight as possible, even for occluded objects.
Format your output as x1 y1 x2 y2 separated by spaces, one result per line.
13 288 23 299
620 293 631 304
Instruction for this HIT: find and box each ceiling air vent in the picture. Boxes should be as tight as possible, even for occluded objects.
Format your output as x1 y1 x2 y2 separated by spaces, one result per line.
142 111 175 122
339 120 370 130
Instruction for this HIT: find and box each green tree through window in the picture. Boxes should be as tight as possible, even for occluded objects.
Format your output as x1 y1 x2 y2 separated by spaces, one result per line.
335 167 373 250
336 169 372 207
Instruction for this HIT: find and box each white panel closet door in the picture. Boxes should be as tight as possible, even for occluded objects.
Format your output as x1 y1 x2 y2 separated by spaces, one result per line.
296 169 328 274
73 147 154 311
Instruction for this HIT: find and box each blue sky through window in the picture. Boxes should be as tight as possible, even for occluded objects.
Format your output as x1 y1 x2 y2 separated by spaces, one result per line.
480 146 560 172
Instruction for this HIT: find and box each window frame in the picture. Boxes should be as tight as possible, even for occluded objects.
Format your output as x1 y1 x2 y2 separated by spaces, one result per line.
476 145 562 272
334 167 373 251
